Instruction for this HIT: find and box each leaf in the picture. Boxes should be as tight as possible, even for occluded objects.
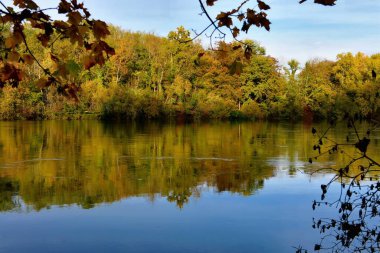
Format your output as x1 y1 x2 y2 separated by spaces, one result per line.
50 53 60 63
0 63 23 83
82 55 97 70
53 20 70 30
216 12 233 28
246 9 257 24
242 21 251 33
36 77 53 88
37 33 51 47
14 0 38 10
229 60 243 75
257 0 270 10
67 11 82 25
5 31 23 48
78 26 90 35
206 0 218 6
58 0 71 14
8 51 20 62
93 20 110 39
66 60 81 77
22 54 34 65
96 40 115 56
314 0 336 6
244 46 253 60
232 26 240 38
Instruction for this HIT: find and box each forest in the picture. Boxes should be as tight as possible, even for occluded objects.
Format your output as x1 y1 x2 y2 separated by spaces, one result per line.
1 24 380 121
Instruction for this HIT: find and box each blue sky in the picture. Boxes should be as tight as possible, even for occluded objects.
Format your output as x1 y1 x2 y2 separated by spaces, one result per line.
10 0 380 65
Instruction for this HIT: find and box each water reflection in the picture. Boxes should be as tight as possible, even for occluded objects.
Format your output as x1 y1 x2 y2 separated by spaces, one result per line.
0 120 339 211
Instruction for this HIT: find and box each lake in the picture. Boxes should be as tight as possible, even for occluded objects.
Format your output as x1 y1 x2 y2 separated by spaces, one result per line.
0 120 377 252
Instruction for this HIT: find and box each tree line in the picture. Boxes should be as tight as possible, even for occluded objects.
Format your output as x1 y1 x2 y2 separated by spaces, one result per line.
1 25 379 121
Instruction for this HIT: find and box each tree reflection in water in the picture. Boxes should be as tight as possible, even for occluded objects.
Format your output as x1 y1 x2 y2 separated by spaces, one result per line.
0 121 292 211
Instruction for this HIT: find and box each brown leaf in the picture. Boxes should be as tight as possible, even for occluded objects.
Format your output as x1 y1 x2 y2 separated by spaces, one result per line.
13 0 38 10
244 46 253 60
50 53 60 63
5 31 23 49
93 20 110 39
259 15 271 31
22 54 34 65
257 0 270 10
246 9 257 24
37 33 50 47
232 27 240 38
31 12 50 21
314 0 336 6
67 11 82 25
78 26 90 35
53 20 70 30
82 55 97 70
5 37 16 49
0 63 23 84
216 12 233 28
36 77 53 88
83 8 91 18
206 0 218 6
66 26 82 45
8 51 20 62
58 0 71 13
96 40 115 56
242 21 251 33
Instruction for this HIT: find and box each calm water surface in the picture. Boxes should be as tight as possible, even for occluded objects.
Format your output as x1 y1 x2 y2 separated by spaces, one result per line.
0 120 378 252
